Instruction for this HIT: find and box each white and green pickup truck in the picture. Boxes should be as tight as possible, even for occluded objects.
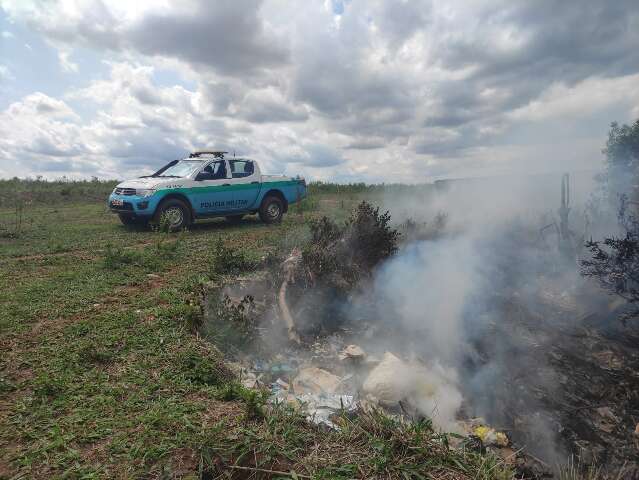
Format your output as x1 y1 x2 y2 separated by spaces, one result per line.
108 151 307 230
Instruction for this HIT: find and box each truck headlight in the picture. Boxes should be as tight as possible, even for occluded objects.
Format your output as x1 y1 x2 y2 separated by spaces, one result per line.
136 188 156 197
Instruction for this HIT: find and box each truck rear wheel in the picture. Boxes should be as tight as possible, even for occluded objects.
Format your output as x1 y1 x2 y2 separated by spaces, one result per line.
154 199 192 231
259 196 284 224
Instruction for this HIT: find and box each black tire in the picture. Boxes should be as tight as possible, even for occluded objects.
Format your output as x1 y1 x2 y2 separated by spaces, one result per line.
259 195 284 224
118 213 138 226
225 214 244 224
118 214 149 227
154 198 192 231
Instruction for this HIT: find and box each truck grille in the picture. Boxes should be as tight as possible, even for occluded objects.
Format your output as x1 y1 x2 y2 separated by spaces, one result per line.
110 201 134 211
114 188 137 196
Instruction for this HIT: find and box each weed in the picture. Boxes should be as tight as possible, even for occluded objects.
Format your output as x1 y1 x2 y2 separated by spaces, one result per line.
102 244 144 269
151 222 184 258
0 375 16 394
33 374 66 399
77 343 115 366
295 195 319 215
215 382 267 420
179 348 226 386
182 301 204 332
207 294 258 351
557 457 603 480
209 237 255 278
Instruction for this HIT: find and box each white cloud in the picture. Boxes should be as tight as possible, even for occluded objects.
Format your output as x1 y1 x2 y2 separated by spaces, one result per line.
57 50 79 73
1 0 639 180
509 74 639 123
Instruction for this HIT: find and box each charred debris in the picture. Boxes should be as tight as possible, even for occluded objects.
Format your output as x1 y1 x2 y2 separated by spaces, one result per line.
199 185 639 479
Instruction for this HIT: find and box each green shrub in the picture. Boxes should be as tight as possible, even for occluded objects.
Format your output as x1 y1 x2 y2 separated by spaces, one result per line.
209 237 255 278
303 201 399 289
179 349 226 386
207 295 258 351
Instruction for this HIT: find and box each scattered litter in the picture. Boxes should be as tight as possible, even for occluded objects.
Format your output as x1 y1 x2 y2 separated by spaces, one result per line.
275 378 289 390
293 367 343 395
268 360 297 375
473 425 509 447
362 352 462 431
362 352 407 405
492 447 517 465
240 371 261 389
595 406 618 433
271 388 356 429
339 344 366 361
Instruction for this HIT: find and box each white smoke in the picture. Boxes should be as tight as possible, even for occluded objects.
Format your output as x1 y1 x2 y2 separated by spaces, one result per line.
354 170 603 458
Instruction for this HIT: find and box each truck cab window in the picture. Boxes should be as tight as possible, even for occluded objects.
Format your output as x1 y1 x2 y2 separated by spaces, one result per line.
202 161 226 180
230 160 254 178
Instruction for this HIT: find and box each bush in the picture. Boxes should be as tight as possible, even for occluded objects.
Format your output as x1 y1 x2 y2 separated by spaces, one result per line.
347 201 399 271
209 237 255 278
303 201 399 289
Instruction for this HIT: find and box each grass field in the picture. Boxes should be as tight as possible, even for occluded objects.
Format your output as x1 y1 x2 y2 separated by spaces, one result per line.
0 181 510 479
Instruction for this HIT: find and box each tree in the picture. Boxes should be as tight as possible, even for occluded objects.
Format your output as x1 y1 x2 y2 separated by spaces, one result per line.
602 119 639 205
581 196 639 322
581 120 639 321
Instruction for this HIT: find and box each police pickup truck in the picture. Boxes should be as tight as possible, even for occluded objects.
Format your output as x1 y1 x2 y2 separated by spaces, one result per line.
108 151 307 230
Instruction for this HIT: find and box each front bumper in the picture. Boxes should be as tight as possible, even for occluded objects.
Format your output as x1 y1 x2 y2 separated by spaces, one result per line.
107 193 157 217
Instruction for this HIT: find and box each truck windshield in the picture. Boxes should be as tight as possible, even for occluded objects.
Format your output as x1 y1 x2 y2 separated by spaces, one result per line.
154 160 202 178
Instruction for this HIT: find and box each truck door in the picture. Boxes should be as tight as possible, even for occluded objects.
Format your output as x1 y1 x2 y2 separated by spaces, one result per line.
227 160 261 211
192 160 233 215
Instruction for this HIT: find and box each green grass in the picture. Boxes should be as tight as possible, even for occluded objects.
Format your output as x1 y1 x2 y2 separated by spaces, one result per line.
0 183 511 479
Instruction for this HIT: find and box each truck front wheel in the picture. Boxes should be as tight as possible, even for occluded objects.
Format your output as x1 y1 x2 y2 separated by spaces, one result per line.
259 196 284 224
154 199 192 231
118 214 148 227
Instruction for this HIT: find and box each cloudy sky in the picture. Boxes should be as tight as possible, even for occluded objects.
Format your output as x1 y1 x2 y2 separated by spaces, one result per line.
0 0 638 182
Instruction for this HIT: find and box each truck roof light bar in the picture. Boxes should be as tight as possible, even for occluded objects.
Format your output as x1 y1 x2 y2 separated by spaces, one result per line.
189 151 228 159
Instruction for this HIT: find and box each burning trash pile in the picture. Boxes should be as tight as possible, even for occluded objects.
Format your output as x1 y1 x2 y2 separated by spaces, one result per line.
201 195 639 478
202 202 519 467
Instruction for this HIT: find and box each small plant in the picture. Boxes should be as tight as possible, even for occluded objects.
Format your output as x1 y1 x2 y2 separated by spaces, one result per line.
295 195 319 215
102 244 143 269
77 343 114 366
557 457 603 480
214 294 258 348
0 375 16 394
209 237 255 278
215 382 267 420
151 221 184 257
33 374 66 399
179 349 226 387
